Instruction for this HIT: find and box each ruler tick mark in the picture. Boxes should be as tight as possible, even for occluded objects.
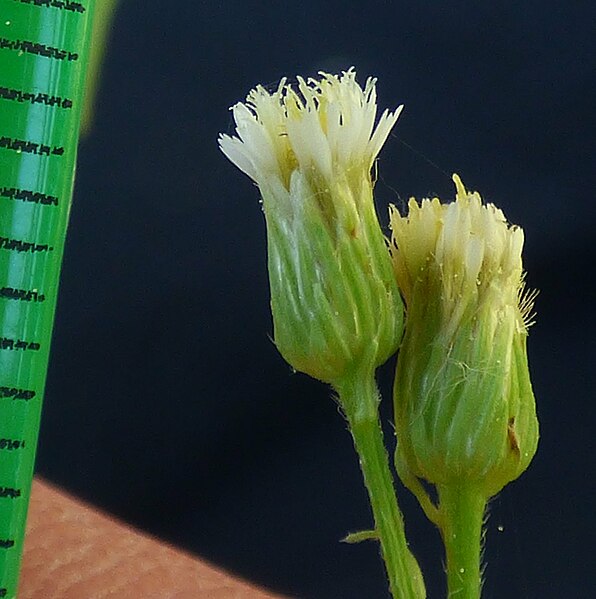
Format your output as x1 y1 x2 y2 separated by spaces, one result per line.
0 37 79 61
0 86 73 109
0 236 54 254
0 136 64 157
0 337 41 351
0 387 36 401
0 487 21 499
0 439 25 451
0 287 46 303
1 186 59 206
11 0 86 13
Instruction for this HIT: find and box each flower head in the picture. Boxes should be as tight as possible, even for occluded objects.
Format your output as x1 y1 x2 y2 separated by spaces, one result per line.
390 175 539 499
219 70 404 383
219 68 402 192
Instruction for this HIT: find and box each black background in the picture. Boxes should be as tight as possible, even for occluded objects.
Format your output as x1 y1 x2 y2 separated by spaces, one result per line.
37 1 595 598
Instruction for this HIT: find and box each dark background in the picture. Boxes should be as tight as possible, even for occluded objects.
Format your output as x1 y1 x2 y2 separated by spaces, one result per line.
37 1 595 597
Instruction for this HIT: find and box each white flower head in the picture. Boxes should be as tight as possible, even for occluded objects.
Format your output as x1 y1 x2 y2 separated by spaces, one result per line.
391 176 539 496
218 68 402 191
218 69 404 383
389 175 535 337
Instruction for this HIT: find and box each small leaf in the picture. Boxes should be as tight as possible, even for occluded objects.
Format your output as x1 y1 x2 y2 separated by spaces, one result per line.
341 529 379 544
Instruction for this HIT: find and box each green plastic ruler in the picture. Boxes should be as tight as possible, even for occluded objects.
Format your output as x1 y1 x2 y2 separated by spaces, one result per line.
0 1 95 595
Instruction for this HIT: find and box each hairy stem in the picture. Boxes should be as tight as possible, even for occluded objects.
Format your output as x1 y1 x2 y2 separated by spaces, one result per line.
438 483 486 599
336 372 425 599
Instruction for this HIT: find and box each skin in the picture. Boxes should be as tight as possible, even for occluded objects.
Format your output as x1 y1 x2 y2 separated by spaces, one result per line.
20 478 283 599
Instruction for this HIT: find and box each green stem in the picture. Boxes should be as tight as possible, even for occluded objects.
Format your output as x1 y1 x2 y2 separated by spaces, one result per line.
336 373 425 599
438 484 486 599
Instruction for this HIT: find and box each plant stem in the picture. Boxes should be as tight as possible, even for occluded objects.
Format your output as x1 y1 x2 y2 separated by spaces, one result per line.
336 372 424 599
437 484 486 599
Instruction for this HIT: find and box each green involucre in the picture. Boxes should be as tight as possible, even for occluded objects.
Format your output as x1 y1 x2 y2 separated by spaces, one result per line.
393 278 538 499
266 170 403 384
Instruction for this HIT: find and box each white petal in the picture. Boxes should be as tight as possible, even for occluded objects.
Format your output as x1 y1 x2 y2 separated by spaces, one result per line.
367 105 403 164
466 237 485 283
218 134 258 182
286 108 333 181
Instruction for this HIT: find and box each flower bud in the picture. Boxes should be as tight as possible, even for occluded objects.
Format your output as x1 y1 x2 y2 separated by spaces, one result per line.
219 70 404 383
390 175 539 499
